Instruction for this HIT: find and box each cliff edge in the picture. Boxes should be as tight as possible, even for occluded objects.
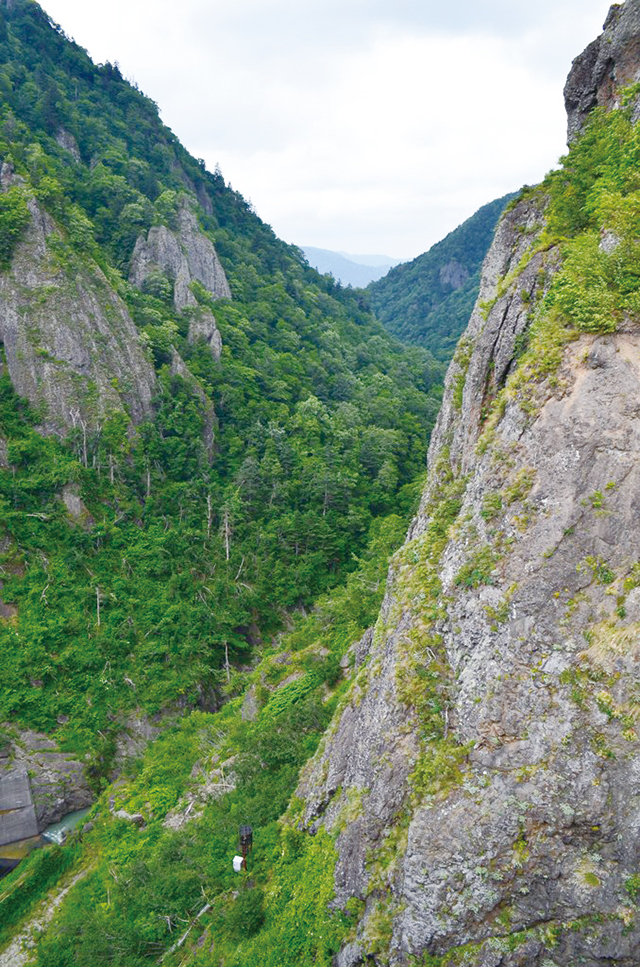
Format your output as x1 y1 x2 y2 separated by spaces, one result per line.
0 168 156 434
565 1 640 141
297 4 640 964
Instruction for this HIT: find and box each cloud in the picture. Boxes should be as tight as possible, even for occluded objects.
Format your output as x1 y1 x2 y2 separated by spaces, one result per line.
43 0 612 257
191 29 569 254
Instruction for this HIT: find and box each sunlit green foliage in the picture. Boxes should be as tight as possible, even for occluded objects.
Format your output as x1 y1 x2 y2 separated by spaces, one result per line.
17 503 403 966
0 0 443 771
0 184 30 266
541 89 640 334
0 841 81 949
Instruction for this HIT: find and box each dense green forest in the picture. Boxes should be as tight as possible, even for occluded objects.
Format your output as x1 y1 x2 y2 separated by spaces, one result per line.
0 0 438 944
0 510 406 965
368 193 514 360
2 1 637 965
0 0 446 772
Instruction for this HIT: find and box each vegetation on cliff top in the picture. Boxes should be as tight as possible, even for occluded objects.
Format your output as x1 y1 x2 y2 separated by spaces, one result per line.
6 3 640 966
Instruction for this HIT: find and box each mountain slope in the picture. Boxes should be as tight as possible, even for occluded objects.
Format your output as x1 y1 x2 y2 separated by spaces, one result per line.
8 3 640 967
302 247 400 287
368 193 516 361
0 0 444 777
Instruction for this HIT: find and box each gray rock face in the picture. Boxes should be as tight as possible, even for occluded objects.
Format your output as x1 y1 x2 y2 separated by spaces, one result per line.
187 309 223 360
61 483 93 527
297 177 640 961
55 128 81 162
439 259 469 291
420 195 552 485
130 201 228 361
129 199 229 361
0 728 93 829
0 191 156 435
0 770 38 846
564 0 640 141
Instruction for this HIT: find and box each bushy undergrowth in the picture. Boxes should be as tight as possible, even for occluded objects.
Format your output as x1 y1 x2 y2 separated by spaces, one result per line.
542 87 640 334
0 0 443 771
0 841 81 949
1 503 404 965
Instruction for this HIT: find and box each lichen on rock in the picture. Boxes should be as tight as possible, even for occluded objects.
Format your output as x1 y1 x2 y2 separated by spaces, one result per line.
0 187 156 435
294 7 640 962
129 195 229 360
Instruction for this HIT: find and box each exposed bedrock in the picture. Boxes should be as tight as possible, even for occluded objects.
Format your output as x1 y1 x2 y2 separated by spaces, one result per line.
298 181 640 964
0 175 156 435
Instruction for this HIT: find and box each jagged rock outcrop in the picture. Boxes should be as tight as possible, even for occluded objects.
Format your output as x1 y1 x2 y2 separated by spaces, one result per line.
297 6 640 964
187 308 223 360
0 727 93 829
438 258 469 291
565 0 640 141
55 128 81 162
129 198 229 360
0 173 156 435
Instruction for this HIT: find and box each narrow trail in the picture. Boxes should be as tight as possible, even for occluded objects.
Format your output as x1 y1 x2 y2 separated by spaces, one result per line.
0 865 90 967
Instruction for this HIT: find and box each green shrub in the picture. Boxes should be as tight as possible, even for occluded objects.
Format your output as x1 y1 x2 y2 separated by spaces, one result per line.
0 842 81 947
625 874 640 903
222 887 266 940
0 185 31 269
454 545 497 588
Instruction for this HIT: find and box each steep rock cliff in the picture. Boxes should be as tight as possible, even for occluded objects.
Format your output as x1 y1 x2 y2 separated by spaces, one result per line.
297 5 640 965
129 198 229 360
0 169 156 435
565 0 640 141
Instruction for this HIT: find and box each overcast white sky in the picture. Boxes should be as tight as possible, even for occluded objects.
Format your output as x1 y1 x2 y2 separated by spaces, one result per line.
42 0 611 260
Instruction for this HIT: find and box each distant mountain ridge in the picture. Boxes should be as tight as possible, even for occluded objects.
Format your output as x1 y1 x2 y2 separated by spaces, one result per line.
368 193 516 361
301 245 401 287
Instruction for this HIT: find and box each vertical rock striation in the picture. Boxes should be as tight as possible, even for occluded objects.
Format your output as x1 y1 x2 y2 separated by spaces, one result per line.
129 197 230 360
298 4 640 964
0 179 156 435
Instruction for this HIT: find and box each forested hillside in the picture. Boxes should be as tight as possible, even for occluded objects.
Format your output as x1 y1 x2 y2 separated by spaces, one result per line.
368 193 515 360
5 0 640 965
0 0 444 770
0 2 453 957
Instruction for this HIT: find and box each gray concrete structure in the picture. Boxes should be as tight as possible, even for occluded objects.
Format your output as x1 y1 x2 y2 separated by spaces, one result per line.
0 770 38 847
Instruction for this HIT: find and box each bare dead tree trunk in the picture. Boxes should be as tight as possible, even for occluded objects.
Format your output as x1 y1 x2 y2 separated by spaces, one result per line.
224 641 230 683
206 493 213 540
96 586 101 627
223 506 231 561
81 417 88 469
69 409 88 467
